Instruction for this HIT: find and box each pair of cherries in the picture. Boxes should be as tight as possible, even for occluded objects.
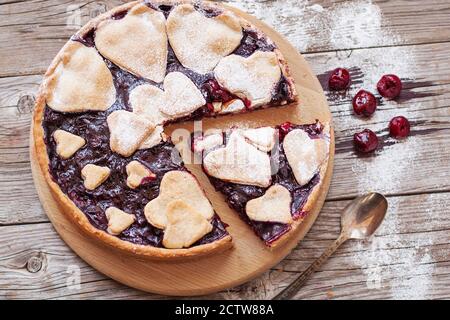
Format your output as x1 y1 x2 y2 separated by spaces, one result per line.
328 68 410 153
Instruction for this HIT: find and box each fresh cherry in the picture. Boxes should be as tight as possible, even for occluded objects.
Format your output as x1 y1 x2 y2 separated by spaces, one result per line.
377 74 402 99
353 129 379 153
352 90 377 116
328 68 351 90
389 116 410 138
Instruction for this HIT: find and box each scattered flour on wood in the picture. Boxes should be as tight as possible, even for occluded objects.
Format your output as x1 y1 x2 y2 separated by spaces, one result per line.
224 0 400 52
352 197 435 299
225 0 437 299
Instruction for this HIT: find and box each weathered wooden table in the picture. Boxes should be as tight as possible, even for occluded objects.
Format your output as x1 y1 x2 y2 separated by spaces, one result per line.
1 0 449 300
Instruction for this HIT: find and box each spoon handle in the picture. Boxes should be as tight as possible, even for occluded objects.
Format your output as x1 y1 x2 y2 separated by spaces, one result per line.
272 232 348 300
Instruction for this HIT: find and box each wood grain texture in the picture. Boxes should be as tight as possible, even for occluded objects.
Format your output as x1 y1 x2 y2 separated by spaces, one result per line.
28 2 335 295
1 43 449 224
1 192 449 299
1 0 449 299
2 0 450 76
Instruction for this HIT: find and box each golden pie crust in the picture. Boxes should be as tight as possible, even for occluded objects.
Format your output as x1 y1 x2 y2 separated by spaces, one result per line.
32 0 304 260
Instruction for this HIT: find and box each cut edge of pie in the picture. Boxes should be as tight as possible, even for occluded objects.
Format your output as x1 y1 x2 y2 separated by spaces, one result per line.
34 107 232 260
269 123 332 250
197 121 332 250
32 0 303 260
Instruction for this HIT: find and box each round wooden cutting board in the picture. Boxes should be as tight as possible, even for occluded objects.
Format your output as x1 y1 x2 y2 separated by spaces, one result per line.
30 4 334 296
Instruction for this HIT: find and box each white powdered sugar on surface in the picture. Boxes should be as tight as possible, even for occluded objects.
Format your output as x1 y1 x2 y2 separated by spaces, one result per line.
352 197 436 299
225 0 439 299
224 0 401 52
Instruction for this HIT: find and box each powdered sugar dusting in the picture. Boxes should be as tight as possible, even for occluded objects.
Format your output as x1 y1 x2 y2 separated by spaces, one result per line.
328 1 400 49
351 136 421 193
352 197 435 299
225 0 438 299
224 0 401 52
224 0 312 52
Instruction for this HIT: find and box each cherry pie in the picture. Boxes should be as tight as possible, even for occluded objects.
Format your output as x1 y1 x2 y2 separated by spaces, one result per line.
32 0 328 260
192 121 330 247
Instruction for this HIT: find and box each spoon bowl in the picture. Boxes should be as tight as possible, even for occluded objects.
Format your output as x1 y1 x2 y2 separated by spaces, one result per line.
273 192 388 300
341 192 388 239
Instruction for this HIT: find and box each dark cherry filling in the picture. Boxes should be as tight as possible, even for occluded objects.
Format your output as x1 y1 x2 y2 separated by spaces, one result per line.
43 106 228 247
233 30 276 57
112 9 128 20
71 28 96 47
44 3 295 248
72 7 291 115
203 122 323 245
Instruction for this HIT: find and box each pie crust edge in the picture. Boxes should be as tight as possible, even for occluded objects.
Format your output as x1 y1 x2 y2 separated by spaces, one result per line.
32 0 234 261
267 123 332 249
32 0 302 259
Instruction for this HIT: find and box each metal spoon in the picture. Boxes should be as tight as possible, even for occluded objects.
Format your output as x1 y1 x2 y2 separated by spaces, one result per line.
273 192 388 300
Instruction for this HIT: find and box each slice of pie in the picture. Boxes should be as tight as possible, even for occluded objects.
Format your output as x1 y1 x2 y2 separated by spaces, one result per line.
193 121 331 247
33 0 299 259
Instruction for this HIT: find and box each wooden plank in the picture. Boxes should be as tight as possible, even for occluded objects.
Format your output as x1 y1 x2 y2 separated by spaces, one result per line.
2 0 450 77
0 0 125 77
305 43 450 199
0 74 41 108
1 192 448 299
212 192 450 299
1 42 450 224
0 222 161 300
225 0 450 53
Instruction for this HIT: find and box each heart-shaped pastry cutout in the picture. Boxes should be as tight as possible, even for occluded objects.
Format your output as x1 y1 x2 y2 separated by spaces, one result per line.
53 129 86 159
192 133 224 153
95 4 167 83
203 132 272 187
167 4 243 74
107 110 154 157
144 170 214 229
162 200 213 249
126 160 156 189
45 41 116 112
130 72 206 120
138 125 165 150
81 164 111 190
105 207 135 235
241 127 277 152
283 129 329 186
105 207 136 236
219 99 245 114
246 184 292 224
214 51 282 107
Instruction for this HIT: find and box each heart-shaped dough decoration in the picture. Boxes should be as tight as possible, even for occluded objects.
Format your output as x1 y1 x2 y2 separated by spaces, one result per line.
129 85 170 125
130 72 206 120
192 133 224 153
95 4 167 83
81 164 111 190
53 129 86 159
126 160 156 189
162 200 213 249
138 125 165 150
167 4 243 74
241 127 277 152
107 110 155 157
214 51 282 108
246 184 292 224
144 170 214 229
105 207 135 235
283 129 329 186
45 41 116 112
203 132 272 187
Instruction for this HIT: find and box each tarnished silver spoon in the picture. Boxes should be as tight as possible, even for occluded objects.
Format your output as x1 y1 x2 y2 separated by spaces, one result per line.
273 192 388 300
